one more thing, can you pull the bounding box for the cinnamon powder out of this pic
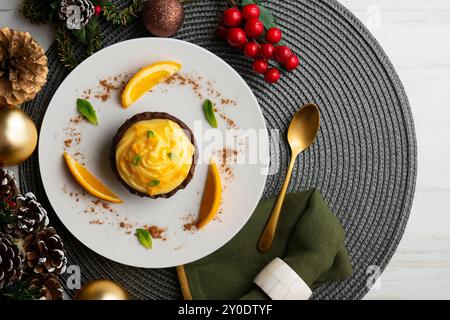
[181,213,197,233]
[147,225,167,241]
[217,110,237,129]
[215,147,238,181]
[82,72,129,102]
[164,73,203,100]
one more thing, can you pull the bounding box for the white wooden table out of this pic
[1,0,449,299]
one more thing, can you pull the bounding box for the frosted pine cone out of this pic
[0,232,24,289]
[23,227,67,275]
[0,169,18,202]
[5,193,49,238]
[30,273,64,300]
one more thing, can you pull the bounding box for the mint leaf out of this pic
[147,130,155,138]
[76,98,98,125]
[147,179,160,187]
[203,99,218,128]
[167,152,178,161]
[136,228,152,249]
[132,154,141,166]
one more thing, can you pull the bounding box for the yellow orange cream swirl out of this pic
[115,119,195,196]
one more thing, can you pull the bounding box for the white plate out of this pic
[39,38,269,268]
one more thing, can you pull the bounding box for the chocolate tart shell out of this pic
[111,112,197,199]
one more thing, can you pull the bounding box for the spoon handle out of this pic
[258,154,297,253]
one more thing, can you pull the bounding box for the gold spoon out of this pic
[258,103,320,253]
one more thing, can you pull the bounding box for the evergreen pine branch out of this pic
[84,17,102,57]
[21,0,59,24]
[102,0,145,26]
[55,26,78,70]
[21,0,147,70]
[21,0,49,24]
[1,277,40,300]
[85,30,102,57]
[0,201,16,230]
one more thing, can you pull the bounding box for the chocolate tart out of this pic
[111,112,197,199]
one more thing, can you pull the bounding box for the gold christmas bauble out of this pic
[0,106,37,167]
[75,280,129,300]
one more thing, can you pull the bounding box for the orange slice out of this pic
[63,152,123,204]
[197,159,222,229]
[121,61,181,108]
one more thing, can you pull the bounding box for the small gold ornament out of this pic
[75,280,130,300]
[0,106,37,167]
[0,27,48,106]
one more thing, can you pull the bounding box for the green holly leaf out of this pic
[136,228,152,249]
[72,28,86,44]
[239,0,276,26]
[85,17,100,42]
[72,17,100,45]
[239,0,283,43]
[76,98,98,125]
[259,5,278,27]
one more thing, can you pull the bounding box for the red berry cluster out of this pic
[217,4,300,84]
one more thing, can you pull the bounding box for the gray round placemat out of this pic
[19,0,416,300]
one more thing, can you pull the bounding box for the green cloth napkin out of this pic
[180,189,352,300]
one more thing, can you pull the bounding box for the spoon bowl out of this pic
[258,103,320,253]
[288,103,321,154]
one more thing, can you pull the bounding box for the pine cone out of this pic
[0,169,18,202]
[5,193,49,238]
[23,227,67,275]
[0,27,48,106]
[59,0,95,30]
[0,232,24,289]
[30,274,64,300]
